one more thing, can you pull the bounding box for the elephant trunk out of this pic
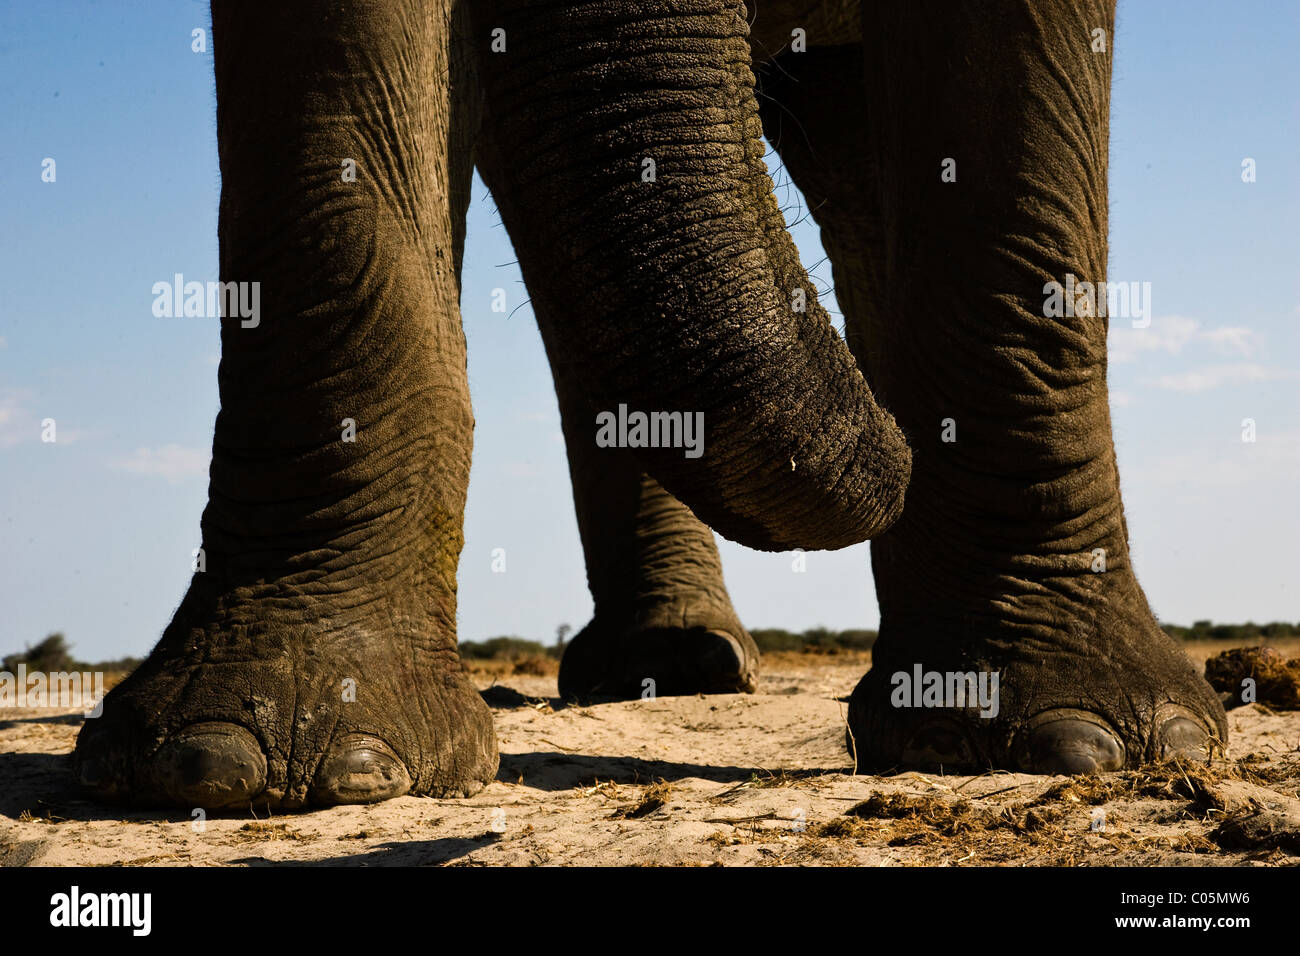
[473,0,910,552]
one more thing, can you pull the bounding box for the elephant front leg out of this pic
[850,0,1225,772]
[544,351,759,701]
[764,2,1224,772]
[72,0,497,809]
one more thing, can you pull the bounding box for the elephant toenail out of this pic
[1159,716,1212,761]
[155,722,267,807]
[309,734,410,806]
[1015,710,1125,774]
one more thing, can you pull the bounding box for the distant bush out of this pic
[465,628,881,660]
[1162,621,1300,642]
[829,629,878,651]
[458,636,559,660]
[750,628,877,654]
[1,633,142,674]
[748,629,806,653]
[2,633,78,673]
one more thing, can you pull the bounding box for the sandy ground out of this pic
[3,643,1299,867]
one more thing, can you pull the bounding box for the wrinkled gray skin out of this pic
[74,0,1226,809]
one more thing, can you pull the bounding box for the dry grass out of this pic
[746,769,829,789]
[762,649,872,669]
[574,779,624,800]
[101,670,133,693]
[112,854,189,866]
[16,808,66,824]
[790,755,1300,864]
[510,656,558,677]
[463,655,558,679]
[704,829,738,847]
[609,780,673,819]
[1182,636,1300,664]
[1033,757,1297,805]
[238,821,305,842]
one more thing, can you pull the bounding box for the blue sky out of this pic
[2,1,1297,661]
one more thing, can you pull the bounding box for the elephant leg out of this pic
[759,3,1225,773]
[544,348,759,701]
[73,0,497,808]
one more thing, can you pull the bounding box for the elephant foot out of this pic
[73,579,498,810]
[558,604,759,700]
[846,587,1227,775]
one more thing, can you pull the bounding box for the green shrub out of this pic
[1,633,142,675]
[1161,621,1300,642]
[2,633,79,673]
[749,627,878,653]
[749,629,804,653]
[458,636,554,660]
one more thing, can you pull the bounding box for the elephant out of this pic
[72,0,1226,810]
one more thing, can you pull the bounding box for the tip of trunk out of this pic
[631,349,912,553]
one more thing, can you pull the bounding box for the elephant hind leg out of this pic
[546,350,759,702]
[561,622,760,701]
